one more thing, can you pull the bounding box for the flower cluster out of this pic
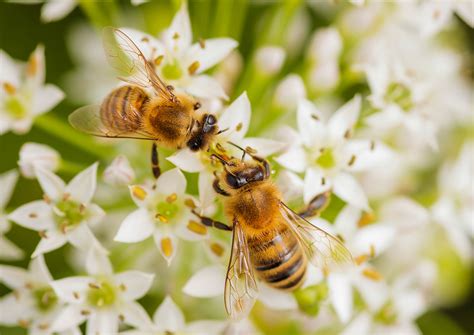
[0,1,472,335]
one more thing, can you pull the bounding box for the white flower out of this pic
[273,74,307,109]
[103,155,135,186]
[0,255,79,334]
[18,142,60,179]
[41,0,77,23]
[275,96,387,210]
[121,295,226,335]
[120,3,238,100]
[0,169,23,260]
[114,168,204,265]
[50,247,155,335]
[8,163,105,257]
[0,45,64,135]
[254,45,286,75]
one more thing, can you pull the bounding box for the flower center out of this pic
[5,96,27,119]
[294,282,329,316]
[162,59,183,80]
[155,199,179,223]
[316,148,336,169]
[53,199,86,231]
[374,301,397,325]
[87,280,116,308]
[33,286,58,312]
[385,82,413,112]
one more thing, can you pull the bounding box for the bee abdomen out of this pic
[248,225,307,291]
[100,85,148,132]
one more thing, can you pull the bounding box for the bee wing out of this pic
[224,219,258,320]
[279,201,353,271]
[69,104,157,140]
[102,27,176,102]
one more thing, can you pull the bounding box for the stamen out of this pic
[25,282,34,289]
[155,213,168,223]
[236,122,243,131]
[370,140,376,151]
[141,37,150,43]
[62,193,71,201]
[81,309,91,316]
[321,177,326,185]
[38,323,49,330]
[88,283,100,289]
[166,193,177,203]
[173,32,180,39]
[354,254,369,265]
[362,268,382,281]
[154,55,164,66]
[199,38,206,49]
[210,242,224,257]
[119,314,125,322]
[311,114,319,121]
[131,186,147,200]
[184,198,196,209]
[38,230,48,239]
[43,194,51,204]
[27,53,38,77]
[73,291,80,299]
[358,212,375,227]
[3,82,16,95]
[188,61,200,75]
[348,155,357,166]
[18,319,30,328]
[119,283,127,291]
[344,129,352,139]
[29,212,37,218]
[161,237,173,257]
[187,220,207,235]
[369,244,376,258]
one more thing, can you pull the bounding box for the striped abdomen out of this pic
[100,85,148,133]
[247,222,307,291]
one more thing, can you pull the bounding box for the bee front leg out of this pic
[192,210,232,231]
[213,177,230,196]
[151,142,161,179]
[298,191,331,218]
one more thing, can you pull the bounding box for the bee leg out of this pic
[151,142,161,179]
[298,191,331,218]
[213,179,230,196]
[192,210,232,231]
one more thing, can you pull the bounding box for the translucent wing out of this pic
[102,27,176,102]
[69,104,157,140]
[279,202,353,271]
[224,219,258,320]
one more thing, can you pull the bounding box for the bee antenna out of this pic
[227,141,247,161]
[210,154,229,166]
[217,127,229,135]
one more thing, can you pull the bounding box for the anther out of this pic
[166,193,177,203]
[348,155,356,166]
[188,61,200,75]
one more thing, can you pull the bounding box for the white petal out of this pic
[0,169,18,208]
[18,142,60,178]
[254,45,286,75]
[198,171,216,214]
[258,284,297,310]
[114,209,154,243]
[51,277,91,303]
[0,265,29,289]
[120,28,165,61]
[455,2,474,27]
[340,312,371,335]
[103,154,135,186]
[85,203,106,226]
[186,75,228,100]
[167,149,205,173]
[240,137,285,157]
[185,38,238,73]
[274,146,307,173]
[153,230,178,265]
[51,305,87,332]
[0,236,24,261]
[182,265,225,297]
[27,44,45,85]
[41,0,76,22]
[119,301,154,330]
[86,246,113,276]
[32,84,65,115]
[342,139,393,172]
[8,200,53,231]
[0,50,21,86]
[328,273,353,322]
[113,271,154,301]
[218,92,251,141]
[185,320,227,335]
[332,173,369,211]
[0,293,29,325]
[66,162,98,204]
[68,224,105,253]
[32,230,67,257]
[29,254,53,283]
[328,95,361,144]
[334,205,361,239]
[155,168,187,196]
[276,170,304,203]
[353,224,396,257]
[163,2,192,52]
[153,296,185,332]
[114,208,154,245]
[86,310,119,335]
[381,197,429,228]
[297,99,323,147]
[35,167,66,201]
[303,167,331,204]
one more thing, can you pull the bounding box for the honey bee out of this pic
[191,145,353,320]
[69,28,220,178]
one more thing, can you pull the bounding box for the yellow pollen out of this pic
[154,55,164,66]
[18,319,30,328]
[62,193,71,201]
[81,309,91,316]
[245,146,257,154]
[3,82,16,95]
[156,214,169,223]
[370,244,376,258]
[215,143,226,152]
[131,186,147,200]
[187,220,207,235]
[348,155,356,166]
[166,193,177,203]
[119,314,125,322]
[321,177,326,185]
[38,230,48,239]
[38,323,49,330]
[73,291,80,299]
[236,122,243,131]
[141,37,150,43]
[354,254,369,265]
[173,32,180,39]
[27,54,38,77]
[362,268,383,281]
[88,283,100,289]
[210,242,224,257]
[336,234,345,243]
[29,212,37,218]
[370,140,376,151]
[344,129,352,139]
[188,61,200,75]
[119,284,127,291]
[199,38,206,49]
[358,212,376,227]
[161,237,173,257]
[184,198,196,209]
[25,282,34,290]
[43,194,51,204]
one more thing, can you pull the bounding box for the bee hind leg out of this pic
[192,210,232,231]
[151,142,161,179]
[298,191,331,218]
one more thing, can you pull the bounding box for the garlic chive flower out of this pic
[18,142,60,179]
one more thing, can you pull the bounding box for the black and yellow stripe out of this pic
[248,223,307,291]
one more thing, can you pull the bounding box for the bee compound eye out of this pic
[226,173,240,188]
[207,114,217,125]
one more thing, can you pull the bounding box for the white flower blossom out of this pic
[273,74,307,109]
[103,155,135,186]
[8,163,105,257]
[0,45,64,135]
[254,45,286,75]
[18,142,60,179]
[50,247,155,335]
[0,169,23,260]
[0,255,80,334]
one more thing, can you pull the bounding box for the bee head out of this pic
[187,113,218,151]
[212,153,267,190]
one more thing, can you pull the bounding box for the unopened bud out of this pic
[308,28,342,63]
[273,74,306,109]
[255,46,286,75]
[18,142,60,179]
[103,155,135,186]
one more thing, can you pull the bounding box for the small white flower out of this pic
[0,45,64,135]
[8,163,105,257]
[275,96,387,210]
[0,255,79,334]
[273,74,307,109]
[41,0,77,23]
[103,155,135,186]
[50,247,155,335]
[18,142,60,179]
[114,168,204,265]
[254,45,286,75]
[120,3,238,101]
[0,169,23,260]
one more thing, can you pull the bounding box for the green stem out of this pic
[211,0,233,37]
[34,114,112,159]
[78,0,117,28]
[59,159,87,175]
[230,0,248,41]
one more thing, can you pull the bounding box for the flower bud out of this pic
[309,61,340,91]
[308,28,342,63]
[255,46,286,75]
[18,142,60,178]
[273,74,306,109]
[103,155,135,186]
[294,282,329,316]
